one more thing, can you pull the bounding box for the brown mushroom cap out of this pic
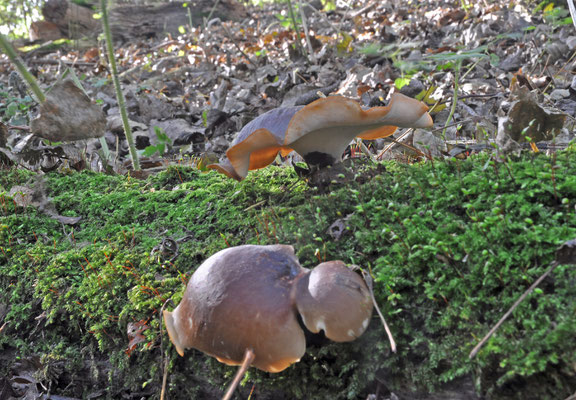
[207,93,433,180]
[163,244,308,373]
[293,261,373,342]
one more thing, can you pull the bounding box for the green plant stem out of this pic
[0,34,46,103]
[298,0,315,64]
[100,0,140,171]
[441,60,461,141]
[286,0,306,59]
[204,0,221,28]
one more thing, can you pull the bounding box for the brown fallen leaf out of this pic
[497,86,566,147]
[126,319,150,356]
[30,79,106,142]
[8,176,82,225]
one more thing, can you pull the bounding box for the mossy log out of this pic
[1,153,576,399]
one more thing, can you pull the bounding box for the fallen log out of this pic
[40,0,247,42]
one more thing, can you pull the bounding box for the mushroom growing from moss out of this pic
[163,244,374,397]
[208,93,433,180]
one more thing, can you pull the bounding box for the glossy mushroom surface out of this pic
[164,244,307,372]
[208,93,433,180]
[293,261,373,342]
[164,244,374,373]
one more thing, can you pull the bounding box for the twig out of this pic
[160,358,169,400]
[430,119,473,133]
[220,23,256,68]
[6,124,31,132]
[301,1,341,36]
[205,0,222,29]
[222,348,255,400]
[361,269,396,353]
[469,261,559,359]
[435,93,501,106]
[0,58,96,67]
[160,299,174,400]
[376,128,423,160]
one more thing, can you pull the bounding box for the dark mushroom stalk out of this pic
[208,93,433,180]
[163,245,375,398]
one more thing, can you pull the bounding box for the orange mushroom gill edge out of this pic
[226,128,293,180]
[207,107,300,181]
[284,93,433,146]
[207,93,433,180]
[292,261,374,343]
[163,308,185,357]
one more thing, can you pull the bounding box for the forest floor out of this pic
[1,0,576,399]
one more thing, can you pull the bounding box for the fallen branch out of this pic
[470,238,576,359]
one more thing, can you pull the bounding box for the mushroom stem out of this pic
[222,348,255,400]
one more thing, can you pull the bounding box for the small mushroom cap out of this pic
[208,93,433,180]
[164,244,308,373]
[293,261,373,342]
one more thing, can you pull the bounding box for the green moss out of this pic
[1,153,575,399]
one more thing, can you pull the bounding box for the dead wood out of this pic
[41,0,248,42]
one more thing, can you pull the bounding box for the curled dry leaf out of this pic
[497,87,566,149]
[31,79,106,142]
[126,319,150,356]
[8,177,82,225]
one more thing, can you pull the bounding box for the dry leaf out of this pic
[31,79,106,142]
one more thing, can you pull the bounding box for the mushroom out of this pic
[207,93,433,180]
[163,244,373,375]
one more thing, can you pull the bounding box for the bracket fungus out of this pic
[208,93,433,180]
[163,244,373,376]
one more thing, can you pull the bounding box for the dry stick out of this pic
[362,270,397,353]
[469,261,559,359]
[435,93,500,106]
[222,348,256,400]
[430,119,473,133]
[441,60,462,141]
[160,358,169,400]
[0,58,96,67]
[6,124,31,132]
[376,128,414,160]
[160,299,174,400]
[220,23,256,68]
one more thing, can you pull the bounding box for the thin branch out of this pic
[222,348,255,400]
[469,261,559,359]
